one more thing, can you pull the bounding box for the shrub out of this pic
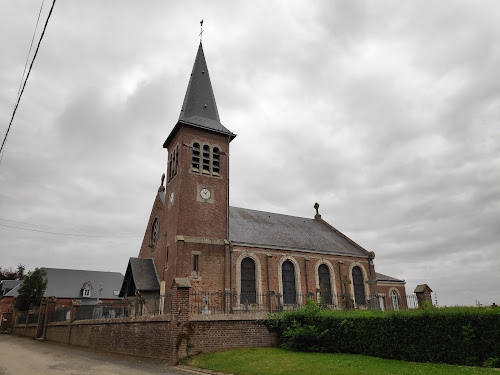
[264,306,500,367]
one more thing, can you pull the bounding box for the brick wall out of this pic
[187,317,276,358]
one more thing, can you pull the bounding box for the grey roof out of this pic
[375,272,405,283]
[5,268,123,299]
[163,43,236,147]
[120,258,160,296]
[229,206,368,257]
[0,279,22,292]
[414,284,433,293]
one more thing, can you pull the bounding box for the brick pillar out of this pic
[168,277,191,365]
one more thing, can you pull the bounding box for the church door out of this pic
[282,261,296,304]
[352,266,366,305]
[318,264,332,305]
[241,257,256,304]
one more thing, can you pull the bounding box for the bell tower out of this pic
[160,42,236,290]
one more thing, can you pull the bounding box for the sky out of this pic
[1,1,499,307]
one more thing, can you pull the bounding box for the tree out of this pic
[14,268,47,311]
[0,264,26,280]
[17,264,25,280]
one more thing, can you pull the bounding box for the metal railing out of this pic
[16,312,27,325]
[72,294,172,321]
[189,291,420,314]
[49,307,71,322]
[27,313,39,324]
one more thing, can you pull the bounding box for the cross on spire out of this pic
[199,19,204,41]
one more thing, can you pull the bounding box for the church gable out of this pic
[138,176,166,258]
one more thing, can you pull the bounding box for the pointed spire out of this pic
[180,42,220,123]
[164,42,235,148]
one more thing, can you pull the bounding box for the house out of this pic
[1,268,124,312]
[120,42,408,310]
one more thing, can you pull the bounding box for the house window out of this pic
[193,254,199,272]
[192,143,200,170]
[318,264,332,305]
[202,145,210,172]
[82,289,91,297]
[282,260,296,304]
[240,258,256,304]
[352,266,366,305]
[212,147,220,175]
[391,290,399,310]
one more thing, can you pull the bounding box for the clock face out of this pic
[169,192,174,203]
[200,188,211,200]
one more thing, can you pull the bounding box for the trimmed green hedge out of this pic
[264,302,500,367]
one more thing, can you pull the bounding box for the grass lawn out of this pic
[183,348,499,375]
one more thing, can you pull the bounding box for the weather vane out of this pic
[199,19,204,41]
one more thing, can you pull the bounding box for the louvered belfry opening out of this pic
[352,266,366,305]
[318,264,332,305]
[282,260,296,304]
[240,258,256,304]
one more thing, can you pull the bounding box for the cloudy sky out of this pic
[1,1,499,307]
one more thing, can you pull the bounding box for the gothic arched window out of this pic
[352,266,366,305]
[212,147,220,175]
[240,258,256,304]
[318,264,332,305]
[202,145,210,172]
[192,143,200,170]
[150,218,159,249]
[282,260,296,304]
[391,289,399,310]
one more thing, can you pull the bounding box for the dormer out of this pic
[81,281,92,298]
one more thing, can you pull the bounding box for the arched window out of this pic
[175,145,179,175]
[202,145,210,172]
[192,143,200,170]
[352,266,366,305]
[150,218,159,249]
[212,147,220,174]
[318,264,332,305]
[391,290,399,310]
[282,260,296,304]
[240,258,256,304]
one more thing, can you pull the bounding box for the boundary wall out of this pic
[13,279,276,364]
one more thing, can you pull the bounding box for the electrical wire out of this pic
[0,223,140,239]
[16,0,46,102]
[0,0,57,167]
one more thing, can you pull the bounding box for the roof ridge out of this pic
[229,205,316,221]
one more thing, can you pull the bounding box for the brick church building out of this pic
[120,42,407,311]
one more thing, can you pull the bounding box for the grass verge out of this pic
[183,348,499,375]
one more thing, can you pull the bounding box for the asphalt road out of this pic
[0,334,200,375]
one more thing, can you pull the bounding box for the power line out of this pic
[0,223,140,239]
[0,0,57,166]
[0,217,137,235]
[16,0,46,102]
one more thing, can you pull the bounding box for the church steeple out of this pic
[163,43,235,148]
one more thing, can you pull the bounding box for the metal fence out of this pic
[27,313,39,324]
[72,294,172,321]
[50,307,71,322]
[16,312,27,325]
[189,290,420,314]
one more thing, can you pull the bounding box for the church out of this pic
[119,42,407,311]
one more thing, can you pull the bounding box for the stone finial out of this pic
[314,202,321,220]
[158,173,166,192]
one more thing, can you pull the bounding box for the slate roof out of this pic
[229,206,369,257]
[163,43,236,148]
[5,268,123,299]
[119,258,160,297]
[0,279,22,294]
[375,272,405,283]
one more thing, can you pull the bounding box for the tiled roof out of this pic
[119,258,160,297]
[375,272,405,283]
[163,43,235,147]
[5,268,123,299]
[229,206,368,257]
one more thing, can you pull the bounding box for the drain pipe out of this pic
[229,240,234,313]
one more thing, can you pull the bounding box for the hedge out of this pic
[263,302,500,367]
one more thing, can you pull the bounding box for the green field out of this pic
[184,348,499,375]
